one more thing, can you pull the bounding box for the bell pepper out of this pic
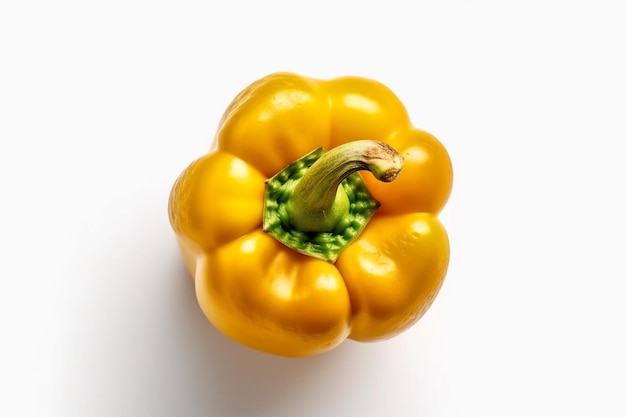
[168,72,452,357]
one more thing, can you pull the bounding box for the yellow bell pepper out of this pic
[168,73,452,357]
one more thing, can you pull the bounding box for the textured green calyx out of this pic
[262,140,403,263]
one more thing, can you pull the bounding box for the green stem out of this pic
[262,140,403,262]
[286,140,403,232]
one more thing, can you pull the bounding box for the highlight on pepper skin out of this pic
[168,72,452,357]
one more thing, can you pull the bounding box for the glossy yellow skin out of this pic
[169,73,452,357]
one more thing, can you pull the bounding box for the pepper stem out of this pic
[286,140,403,232]
[263,140,403,262]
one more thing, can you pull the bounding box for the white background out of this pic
[2,1,625,416]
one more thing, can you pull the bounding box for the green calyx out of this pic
[262,140,403,263]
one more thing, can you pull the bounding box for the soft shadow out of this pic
[164,256,364,417]
[64,199,389,416]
